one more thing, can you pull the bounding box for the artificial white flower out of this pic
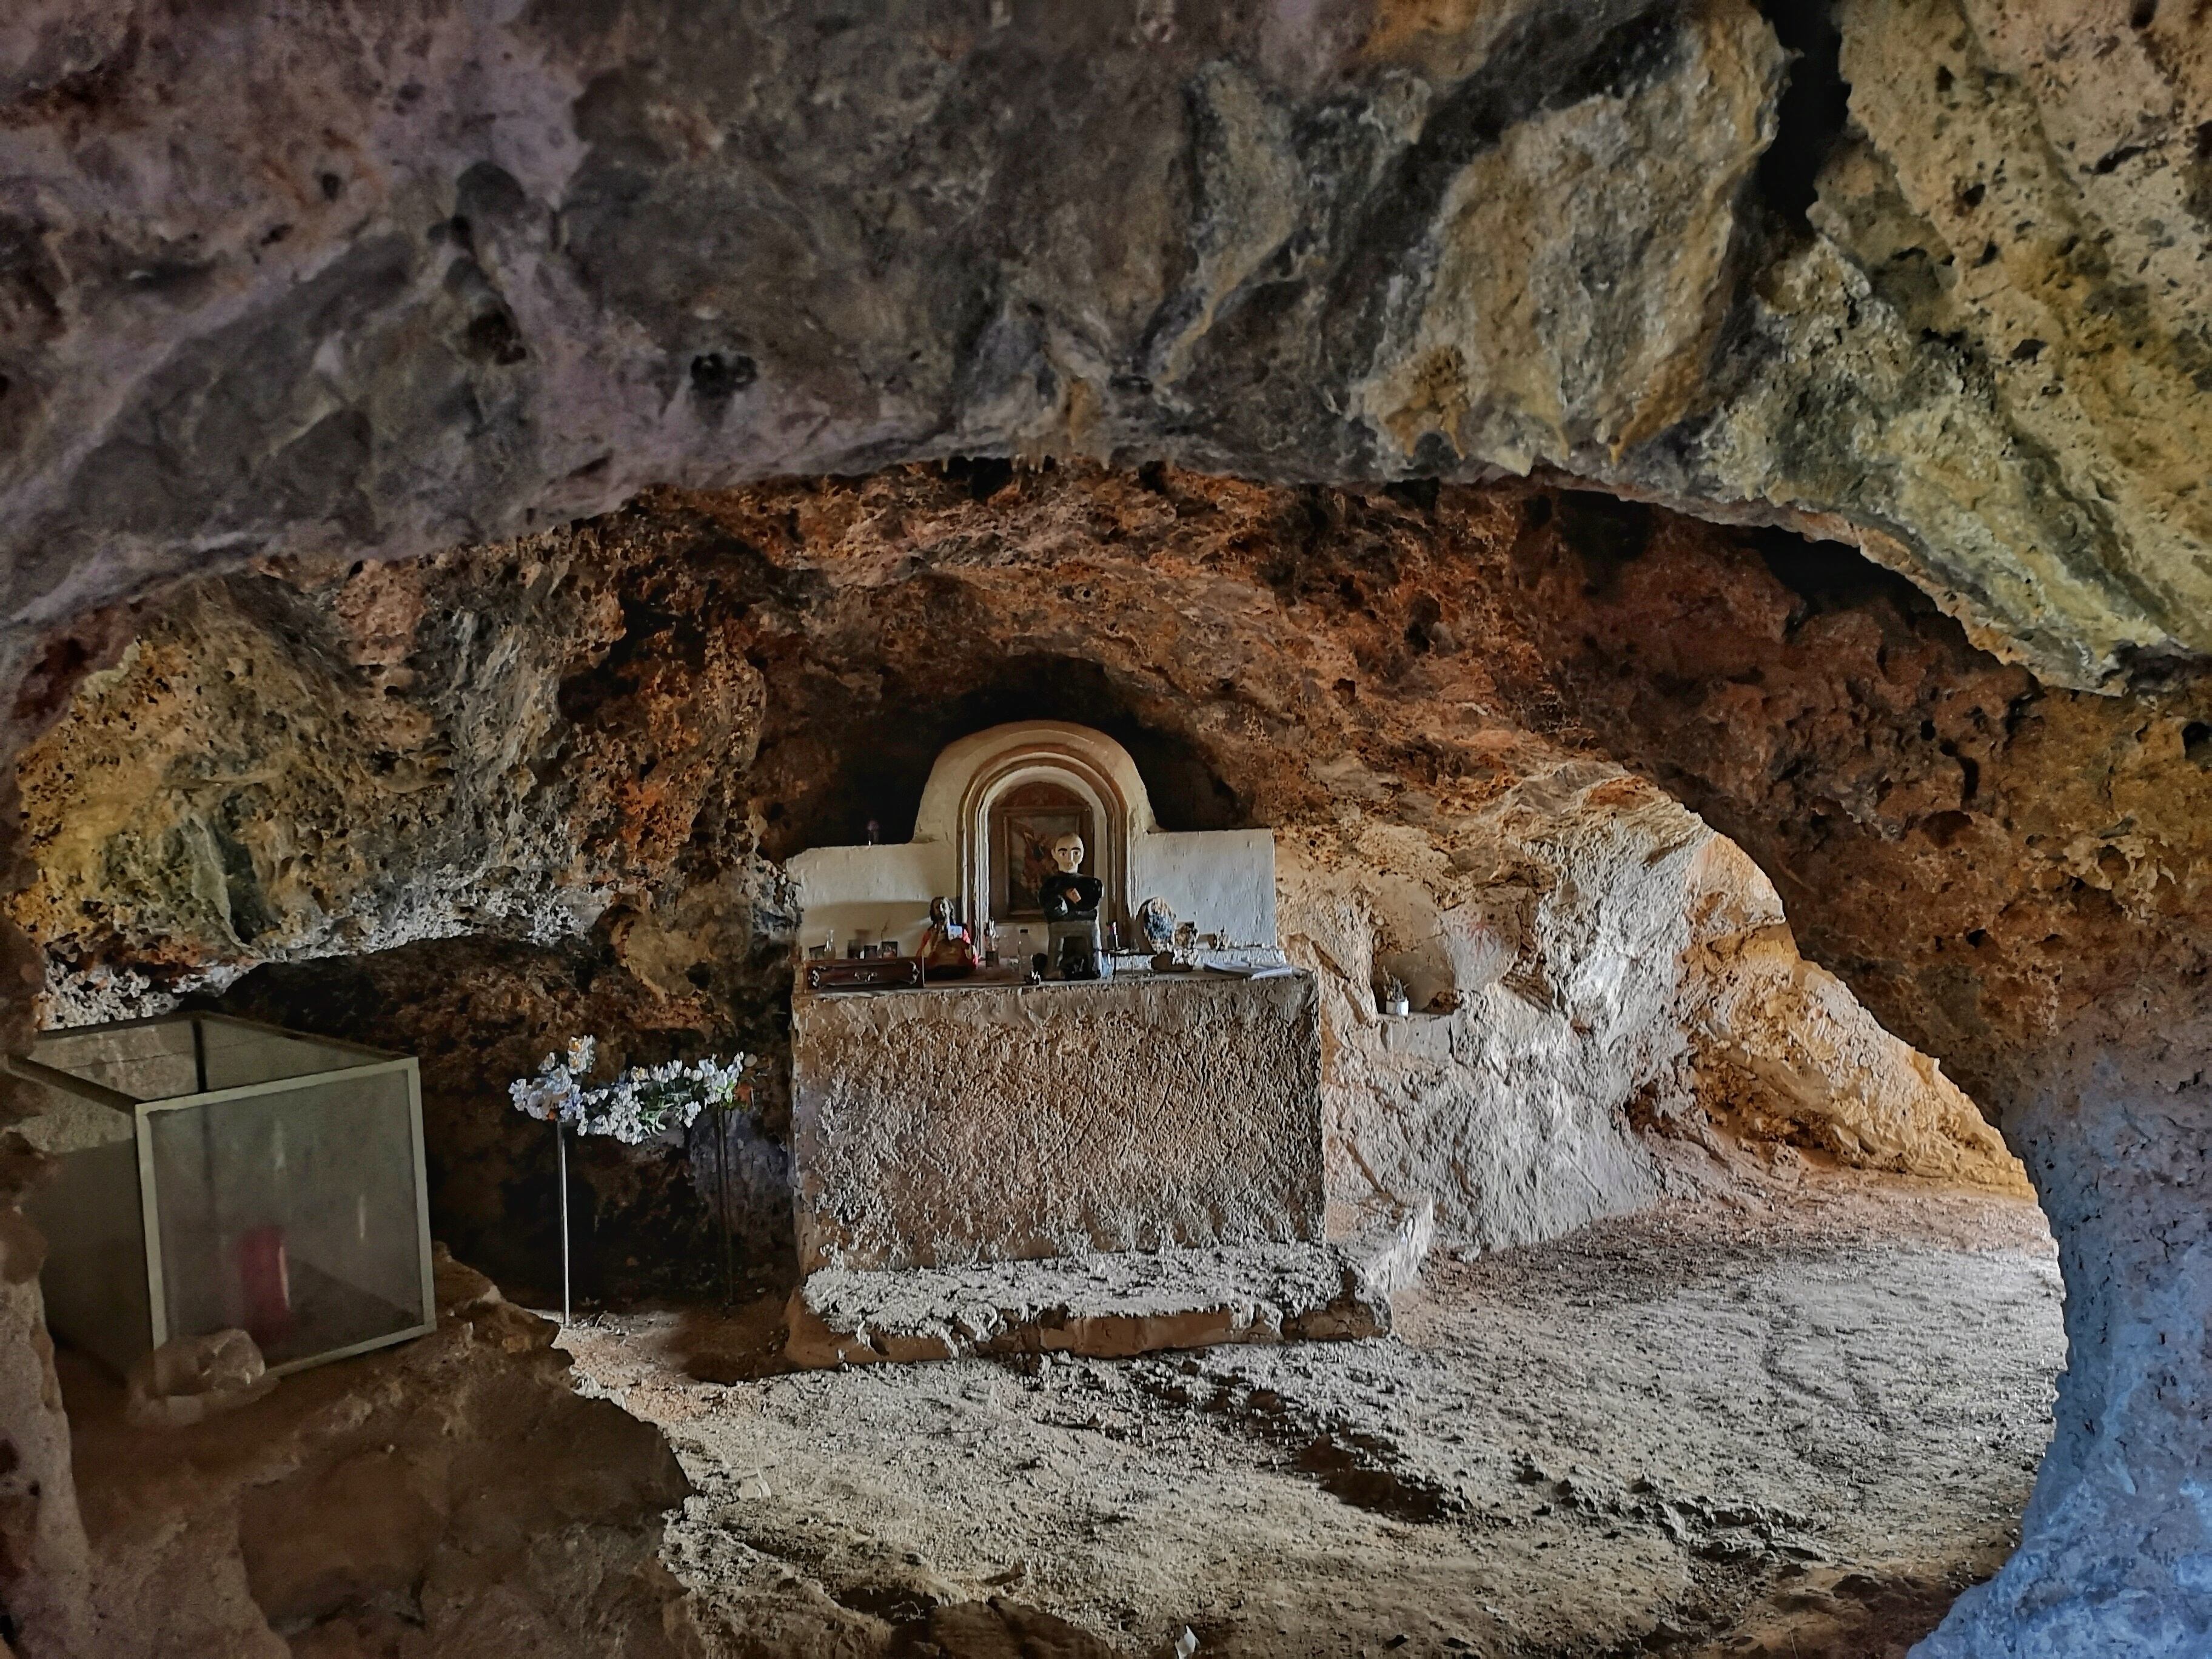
[509,1042,751,1145]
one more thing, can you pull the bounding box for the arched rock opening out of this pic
[754,646,1250,859]
[8,471,2035,1261]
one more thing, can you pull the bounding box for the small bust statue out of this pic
[919,895,979,979]
[1039,831,1108,980]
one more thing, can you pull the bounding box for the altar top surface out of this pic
[792,964,1302,1001]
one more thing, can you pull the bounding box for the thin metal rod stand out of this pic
[717,1107,736,1307]
[556,1121,572,1326]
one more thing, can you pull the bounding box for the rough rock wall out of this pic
[1282,786,2021,1258]
[7,468,2018,1288]
[1679,920,2009,1189]
[12,540,764,1017]
[0,609,130,1657]
[1490,491,2212,1657]
[1939,1005,2212,1658]
[65,1250,699,1658]
[4,0,2212,691]
[0,1138,92,1658]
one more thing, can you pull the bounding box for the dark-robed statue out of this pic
[1040,831,1108,980]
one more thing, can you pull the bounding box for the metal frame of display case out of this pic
[7,1011,438,1378]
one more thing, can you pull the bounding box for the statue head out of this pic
[1051,831,1085,874]
[930,895,953,927]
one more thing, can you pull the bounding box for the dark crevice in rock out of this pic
[1556,491,1655,595]
[1751,525,1934,620]
[941,454,1016,502]
[1754,0,1852,232]
[688,350,756,400]
[0,212,64,335]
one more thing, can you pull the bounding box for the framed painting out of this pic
[991,783,1093,920]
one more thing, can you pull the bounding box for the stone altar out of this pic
[791,971,1322,1273]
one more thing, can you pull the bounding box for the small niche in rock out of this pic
[1555,490,1654,594]
[941,454,1018,501]
[689,350,756,399]
[757,652,1245,859]
[1755,0,1852,233]
[1752,524,1934,617]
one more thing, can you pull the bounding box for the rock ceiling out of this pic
[5,0,2212,690]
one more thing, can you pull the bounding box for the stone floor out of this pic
[561,1168,2065,1658]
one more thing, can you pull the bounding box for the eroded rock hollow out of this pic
[12,474,2033,1287]
[2,1,2210,1654]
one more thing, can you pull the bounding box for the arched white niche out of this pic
[786,721,1281,964]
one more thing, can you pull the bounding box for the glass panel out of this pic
[33,1021,199,1102]
[144,1067,428,1369]
[12,1078,133,1155]
[27,1139,149,1378]
[196,1019,374,1090]
[30,1017,384,1101]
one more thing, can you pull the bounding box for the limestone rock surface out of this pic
[4,1,2212,686]
[785,1240,1388,1369]
[791,974,1326,1272]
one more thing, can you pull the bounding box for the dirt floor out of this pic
[561,1171,2065,1659]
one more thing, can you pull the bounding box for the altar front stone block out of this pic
[791,973,1324,1272]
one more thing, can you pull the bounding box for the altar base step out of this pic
[783,1221,1430,1369]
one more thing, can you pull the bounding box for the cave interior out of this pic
[4,4,2212,1658]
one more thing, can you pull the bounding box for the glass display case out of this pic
[10,1012,435,1378]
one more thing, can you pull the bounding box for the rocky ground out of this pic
[562,1169,2063,1659]
[57,1252,699,1659]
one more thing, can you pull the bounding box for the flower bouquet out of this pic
[510,1037,752,1320]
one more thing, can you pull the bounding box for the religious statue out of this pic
[1040,831,1109,980]
[919,896,980,979]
